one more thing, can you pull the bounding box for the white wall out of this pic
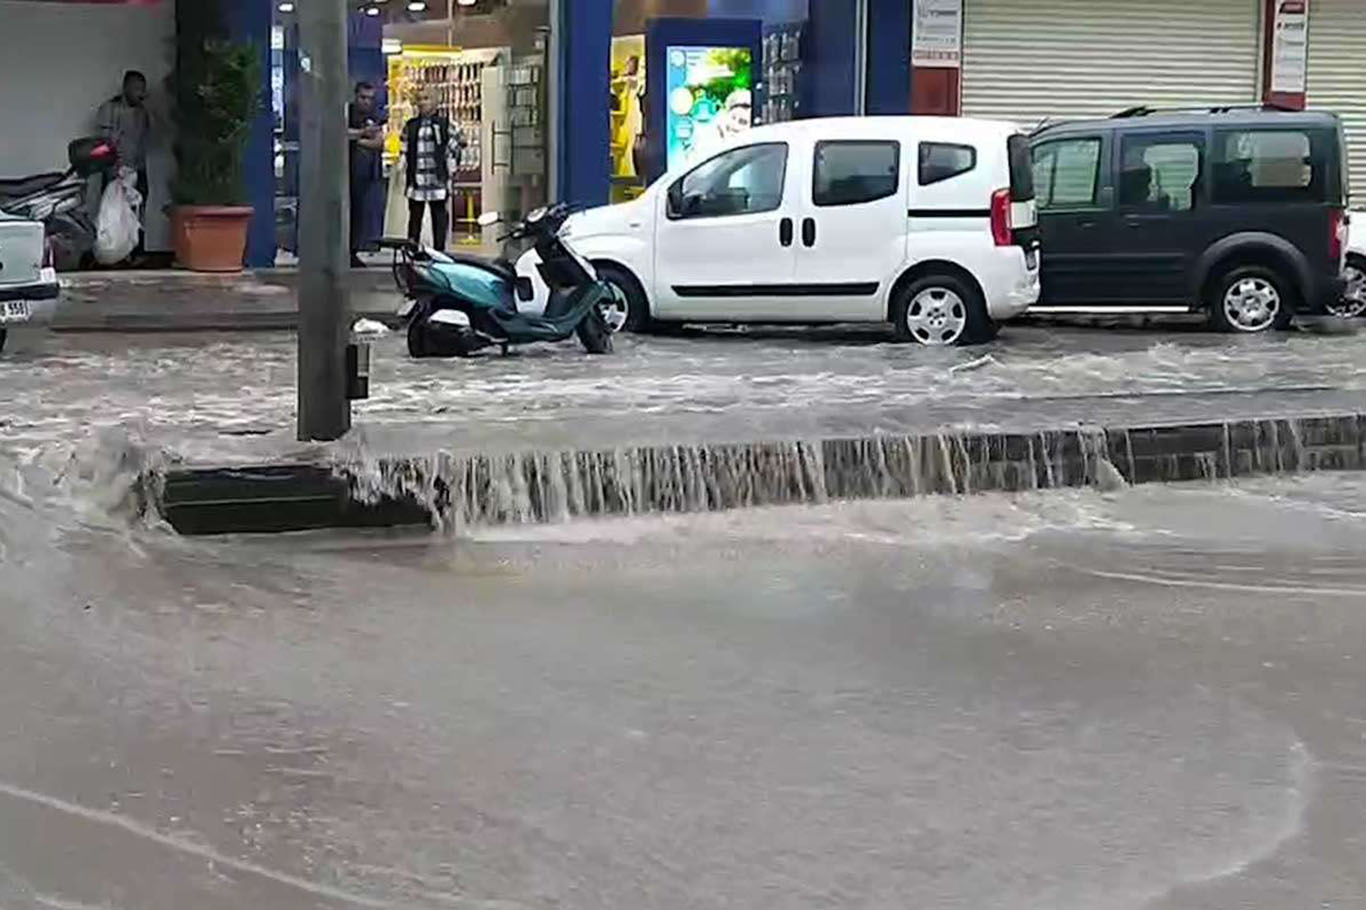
[0,0,176,250]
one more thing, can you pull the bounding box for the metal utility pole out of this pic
[297,0,352,441]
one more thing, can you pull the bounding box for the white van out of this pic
[516,116,1040,346]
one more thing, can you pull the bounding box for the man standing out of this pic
[401,88,462,253]
[96,70,152,257]
[348,82,385,268]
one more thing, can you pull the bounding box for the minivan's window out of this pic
[813,140,900,206]
[1212,129,1328,204]
[1119,132,1204,212]
[919,143,976,185]
[669,143,788,219]
[1031,138,1101,209]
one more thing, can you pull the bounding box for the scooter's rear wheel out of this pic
[406,319,430,358]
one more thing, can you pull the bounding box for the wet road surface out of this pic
[2,323,1364,461]
[1,469,1365,908]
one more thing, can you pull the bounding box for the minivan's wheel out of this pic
[1209,265,1294,333]
[1331,256,1366,318]
[593,263,650,333]
[891,274,993,346]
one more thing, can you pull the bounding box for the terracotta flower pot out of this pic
[171,205,254,273]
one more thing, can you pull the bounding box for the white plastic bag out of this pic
[94,168,143,265]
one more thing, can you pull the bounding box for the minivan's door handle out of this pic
[779,217,794,247]
[801,217,816,247]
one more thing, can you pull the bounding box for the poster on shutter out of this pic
[911,0,963,69]
[1270,0,1309,95]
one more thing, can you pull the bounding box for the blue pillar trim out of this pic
[805,0,857,117]
[225,0,276,268]
[557,0,613,209]
[864,0,910,115]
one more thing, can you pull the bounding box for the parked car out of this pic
[1028,106,1349,332]
[0,212,59,353]
[1339,214,1365,317]
[517,116,1040,346]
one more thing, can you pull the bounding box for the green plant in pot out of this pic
[169,2,261,272]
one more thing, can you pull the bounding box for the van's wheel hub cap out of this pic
[1331,262,1366,318]
[1223,277,1280,332]
[598,282,630,334]
[907,287,967,345]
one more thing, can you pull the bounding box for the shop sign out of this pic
[1269,0,1310,95]
[912,0,963,69]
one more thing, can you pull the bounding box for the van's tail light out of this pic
[990,188,1013,247]
[1330,208,1347,264]
[43,236,54,269]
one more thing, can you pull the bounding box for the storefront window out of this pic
[608,0,809,202]
[272,1,550,260]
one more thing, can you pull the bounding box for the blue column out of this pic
[224,0,276,268]
[805,0,857,117]
[864,0,909,115]
[348,14,386,250]
[557,0,613,209]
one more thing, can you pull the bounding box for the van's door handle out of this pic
[801,217,816,247]
[1077,218,1097,229]
[779,217,794,247]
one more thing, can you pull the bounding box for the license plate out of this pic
[1,300,32,322]
[1025,248,1039,270]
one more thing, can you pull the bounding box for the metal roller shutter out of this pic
[961,0,1262,129]
[1306,0,1366,202]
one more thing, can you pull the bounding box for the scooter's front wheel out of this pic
[576,307,614,355]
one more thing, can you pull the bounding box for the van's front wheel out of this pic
[891,274,994,346]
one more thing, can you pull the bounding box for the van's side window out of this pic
[1211,129,1325,204]
[667,143,788,220]
[1118,132,1204,212]
[1031,138,1102,210]
[812,141,900,207]
[918,143,977,185]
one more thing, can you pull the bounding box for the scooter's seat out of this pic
[439,250,519,283]
[0,172,69,201]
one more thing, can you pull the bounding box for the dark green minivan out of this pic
[1029,107,1349,332]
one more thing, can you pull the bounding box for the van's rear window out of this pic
[1210,128,1338,205]
[1007,134,1035,201]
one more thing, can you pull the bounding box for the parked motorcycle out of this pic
[0,137,118,271]
[384,203,613,358]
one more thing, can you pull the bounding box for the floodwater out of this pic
[1,327,1365,908]
[1,323,1363,458]
[1,460,1365,908]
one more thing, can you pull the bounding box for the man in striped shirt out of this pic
[401,88,463,252]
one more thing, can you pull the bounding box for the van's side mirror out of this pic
[667,183,685,216]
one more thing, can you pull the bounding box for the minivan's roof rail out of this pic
[1110,102,1301,118]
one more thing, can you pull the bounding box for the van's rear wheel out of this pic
[1208,265,1294,333]
[892,274,994,346]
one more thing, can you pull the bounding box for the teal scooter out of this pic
[382,204,613,358]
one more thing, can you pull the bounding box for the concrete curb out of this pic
[154,413,1366,535]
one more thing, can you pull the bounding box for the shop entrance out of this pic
[382,1,551,251]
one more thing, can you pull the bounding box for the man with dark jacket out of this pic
[348,81,385,268]
[401,88,463,252]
